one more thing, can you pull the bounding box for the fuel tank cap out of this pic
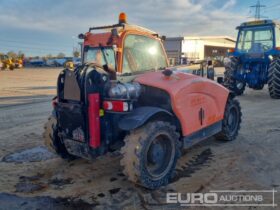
[162,69,173,77]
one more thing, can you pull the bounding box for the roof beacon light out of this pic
[119,12,127,24]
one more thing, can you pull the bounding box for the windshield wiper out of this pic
[121,72,132,76]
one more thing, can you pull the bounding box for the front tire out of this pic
[120,121,180,189]
[43,115,76,160]
[215,97,242,141]
[224,57,246,96]
[268,57,280,99]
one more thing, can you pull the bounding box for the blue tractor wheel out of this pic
[224,57,246,96]
[120,121,180,189]
[268,57,280,99]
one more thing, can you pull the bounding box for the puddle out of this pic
[16,173,47,193]
[109,188,120,195]
[109,177,117,182]
[49,178,74,186]
[2,146,56,163]
[117,172,125,177]
[19,173,44,182]
[97,193,105,198]
[15,182,47,193]
[0,193,95,210]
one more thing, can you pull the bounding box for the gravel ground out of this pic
[0,68,279,210]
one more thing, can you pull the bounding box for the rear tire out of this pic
[120,121,180,189]
[224,57,246,96]
[215,97,242,141]
[43,115,76,160]
[268,57,280,99]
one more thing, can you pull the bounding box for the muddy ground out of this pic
[0,68,279,210]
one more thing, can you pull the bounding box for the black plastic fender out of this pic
[118,106,173,131]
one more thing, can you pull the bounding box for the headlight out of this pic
[108,82,141,99]
[223,57,231,67]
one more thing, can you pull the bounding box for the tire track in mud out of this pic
[1,142,215,210]
[172,148,213,182]
[88,148,215,209]
[135,148,214,209]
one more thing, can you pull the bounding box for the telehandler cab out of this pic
[44,13,242,189]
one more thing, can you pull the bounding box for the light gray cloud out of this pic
[222,0,236,10]
[0,0,252,57]
[0,0,247,38]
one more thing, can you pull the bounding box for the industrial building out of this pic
[163,36,236,65]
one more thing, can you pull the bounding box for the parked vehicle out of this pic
[224,20,280,98]
[0,54,15,70]
[43,13,242,189]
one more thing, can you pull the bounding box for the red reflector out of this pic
[103,100,129,112]
[51,98,58,108]
[103,101,113,110]
[88,93,101,148]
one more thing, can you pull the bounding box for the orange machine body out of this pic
[135,71,229,136]
[82,20,229,137]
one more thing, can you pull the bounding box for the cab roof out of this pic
[82,13,162,48]
[88,23,158,36]
[238,19,280,29]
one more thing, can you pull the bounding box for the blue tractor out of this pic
[224,20,280,99]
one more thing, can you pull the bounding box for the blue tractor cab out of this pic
[224,19,280,98]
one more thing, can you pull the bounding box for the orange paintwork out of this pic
[83,26,168,73]
[84,32,112,47]
[135,71,229,136]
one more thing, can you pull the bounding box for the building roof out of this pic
[184,36,236,42]
[166,36,236,42]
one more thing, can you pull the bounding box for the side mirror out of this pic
[78,33,85,39]
[207,68,215,80]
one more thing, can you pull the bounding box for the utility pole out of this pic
[250,0,266,20]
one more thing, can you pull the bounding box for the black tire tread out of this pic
[268,57,280,99]
[120,121,180,189]
[215,97,242,141]
[224,57,246,95]
[43,115,76,160]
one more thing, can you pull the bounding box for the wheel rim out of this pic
[145,134,175,180]
[227,105,239,136]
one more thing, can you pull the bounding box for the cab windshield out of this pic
[237,26,274,53]
[122,35,167,74]
[83,47,116,70]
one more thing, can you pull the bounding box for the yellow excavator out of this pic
[0,54,15,70]
[13,57,23,69]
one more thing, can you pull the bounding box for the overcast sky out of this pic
[0,0,279,56]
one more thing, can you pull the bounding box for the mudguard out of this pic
[118,106,173,131]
